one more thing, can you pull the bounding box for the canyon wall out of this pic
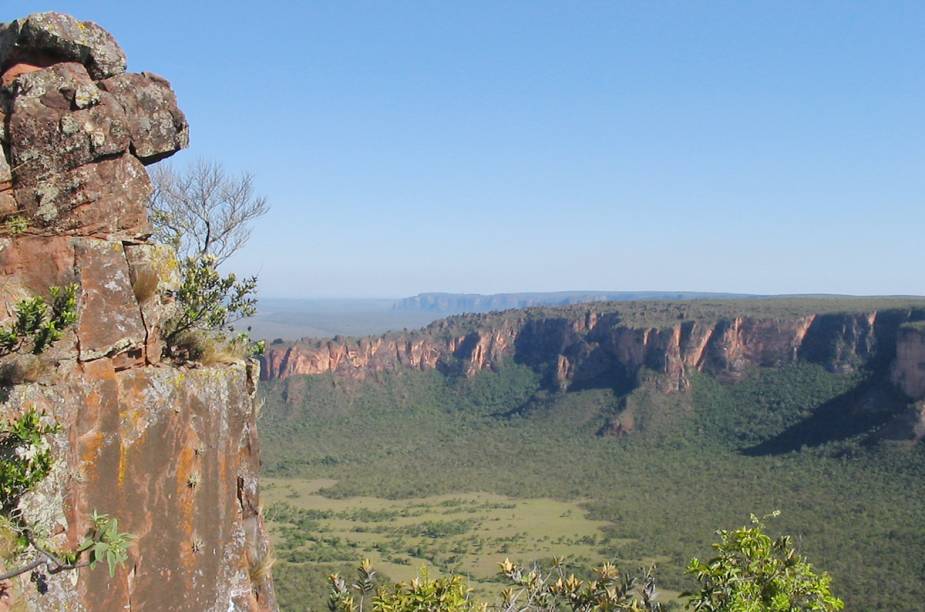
[890,324,925,441]
[892,324,925,401]
[0,13,275,611]
[263,306,925,396]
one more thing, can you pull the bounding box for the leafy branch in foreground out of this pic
[0,512,132,583]
[685,512,844,611]
[328,557,662,612]
[0,285,78,357]
[0,411,133,590]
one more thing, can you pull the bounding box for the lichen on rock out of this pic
[0,11,276,612]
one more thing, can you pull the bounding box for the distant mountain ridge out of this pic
[393,291,761,314]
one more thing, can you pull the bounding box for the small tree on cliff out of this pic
[149,159,269,266]
[148,159,268,359]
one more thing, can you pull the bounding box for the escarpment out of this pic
[262,301,925,397]
[0,12,275,611]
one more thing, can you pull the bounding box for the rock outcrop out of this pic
[890,324,925,442]
[892,324,925,401]
[263,303,925,397]
[0,12,274,611]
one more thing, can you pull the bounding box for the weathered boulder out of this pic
[6,61,129,185]
[100,72,189,163]
[0,12,126,80]
[0,11,276,611]
[74,239,147,363]
[12,152,152,238]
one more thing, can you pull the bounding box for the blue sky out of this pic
[4,2,924,298]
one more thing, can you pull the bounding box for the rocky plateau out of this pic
[263,301,925,440]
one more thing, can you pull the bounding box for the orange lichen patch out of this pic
[115,376,150,442]
[117,440,128,486]
[1,62,44,86]
[80,431,105,464]
[0,49,62,86]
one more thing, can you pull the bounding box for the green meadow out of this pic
[262,478,673,606]
[260,361,925,611]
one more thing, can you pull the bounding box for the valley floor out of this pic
[260,362,925,611]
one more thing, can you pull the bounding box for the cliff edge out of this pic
[264,301,925,393]
[0,12,275,611]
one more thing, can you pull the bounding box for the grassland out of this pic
[263,478,664,607]
[260,361,925,611]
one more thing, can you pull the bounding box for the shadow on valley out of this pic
[741,375,907,456]
[259,360,925,611]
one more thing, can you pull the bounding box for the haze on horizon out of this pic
[6,1,923,299]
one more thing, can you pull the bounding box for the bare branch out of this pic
[147,159,269,266]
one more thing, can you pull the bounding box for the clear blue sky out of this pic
[5,2,924,298]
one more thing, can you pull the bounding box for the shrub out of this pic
[162,255,260,361]
[685,512,844,611]
[328,558,662,611]
[0,411,133,586]
[0,409,59,511]
[0,285,78,357]
[329,560,477,612]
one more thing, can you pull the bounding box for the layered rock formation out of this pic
[0,12,274,611]
[263,302,925,397]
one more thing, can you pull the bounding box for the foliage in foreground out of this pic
[0,411,133,589]
[329,558,661,612]
[0,409,58,509]
[686,513,843,612]
[326,516,842,611]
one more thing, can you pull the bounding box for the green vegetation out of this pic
[260,361,925,610]
[149,159,269,361]
[0,412,132,585]
[686,513,843,611]
[2,215,27,236]
[162,254,262,360]
[329,558,662,611]
[0,409,58,509]
[0,284,78,357]
[262,479,617,605]
[900,320,925,331]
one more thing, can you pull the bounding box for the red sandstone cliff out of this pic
[263,307,922,396]
[0,13,275,611]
